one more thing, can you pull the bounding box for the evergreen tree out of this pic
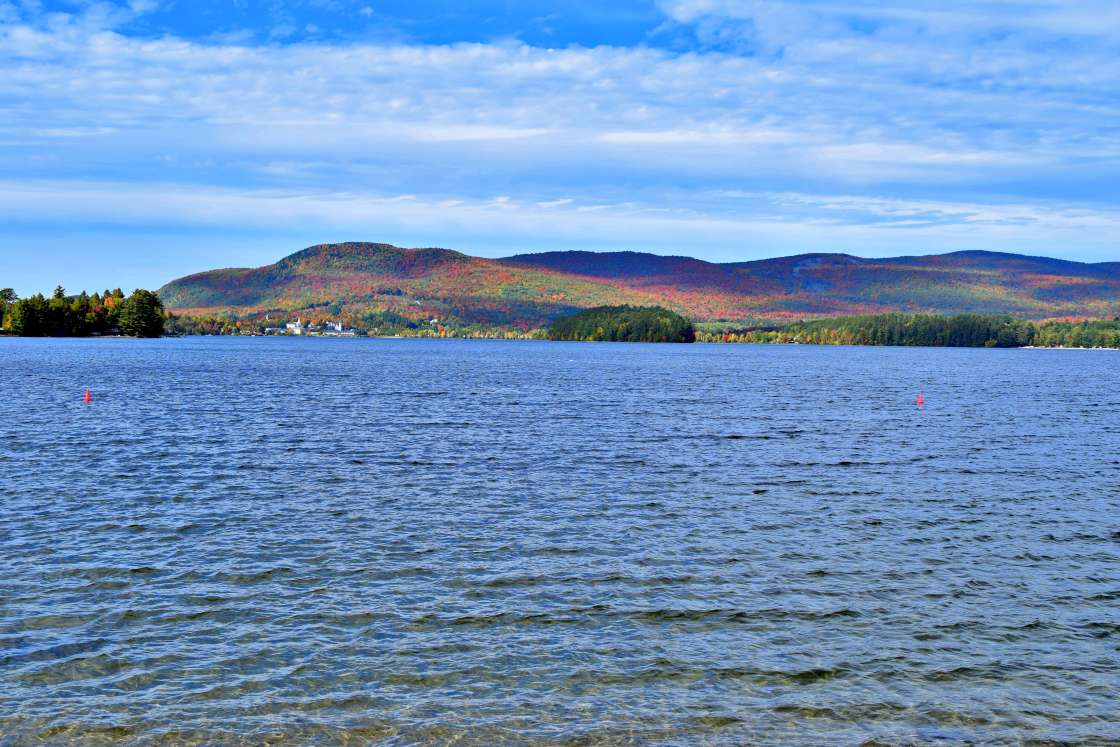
[9,294,50,336]
[118,290,166,337]
[0,288,15,329]
[548,306,695,343]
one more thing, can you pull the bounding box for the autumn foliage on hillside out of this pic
[157,243,1120,331]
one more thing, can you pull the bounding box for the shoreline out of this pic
[4,334,1118,351]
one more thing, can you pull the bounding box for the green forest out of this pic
[700,313,1120,349]
[0,286,165,338]
[547,305,696,343]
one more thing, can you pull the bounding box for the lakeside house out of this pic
[264,318,358,337]
[322,320,358,337]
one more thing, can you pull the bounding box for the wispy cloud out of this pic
[0,0,1116,292]
[2,21,1111,182]
[3,179,1117,258]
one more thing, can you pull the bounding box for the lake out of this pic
[1,337,1117,745]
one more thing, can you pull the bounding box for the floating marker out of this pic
[84,388,92,404]
[917,391,924,407]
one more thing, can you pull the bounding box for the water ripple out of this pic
[1,338,1118,745]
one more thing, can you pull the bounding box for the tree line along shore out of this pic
[0,286,165,338]
[694,312,1120,349]
[2,290,1120,348]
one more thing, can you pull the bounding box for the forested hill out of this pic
[158,243,1120,329]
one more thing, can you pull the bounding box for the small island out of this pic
[547,305,696,343]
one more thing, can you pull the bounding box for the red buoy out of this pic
[84,388,92,404]
[917,391,924,407]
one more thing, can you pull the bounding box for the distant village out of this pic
[263,318,359,337]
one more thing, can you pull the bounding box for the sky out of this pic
[0,0,1117,294]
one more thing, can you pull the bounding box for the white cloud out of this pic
[0,2,1115,266]
[3,179,1117,262]
[0,25,1110,186]
[734,191,1120,232]
[657,1,1120,41]
[653,1,1120,108]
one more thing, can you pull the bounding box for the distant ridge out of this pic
[159,242,1120,327]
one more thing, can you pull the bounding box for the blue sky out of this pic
[1,0,1117,294]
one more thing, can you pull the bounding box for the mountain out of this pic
[159,243,1120,328]
[159,242,662,328]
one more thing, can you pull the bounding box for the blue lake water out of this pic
[1,337,1118,745]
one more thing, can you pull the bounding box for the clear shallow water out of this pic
[1,337,1118,746]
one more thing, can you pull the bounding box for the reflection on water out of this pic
[1,338,1118,745]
